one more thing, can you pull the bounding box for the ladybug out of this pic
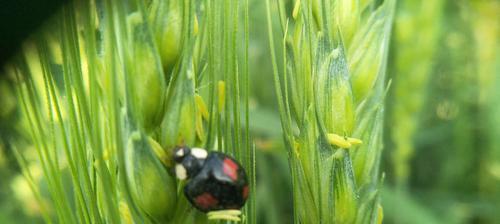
[173,146,249,213]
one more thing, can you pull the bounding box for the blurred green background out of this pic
[0,0,499,223]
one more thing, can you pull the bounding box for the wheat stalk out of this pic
[266,0,394,223]
[8,0,254,223]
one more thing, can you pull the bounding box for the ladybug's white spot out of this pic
[191,148,208,159]
[175,149,184,157]
[175,164,187,180]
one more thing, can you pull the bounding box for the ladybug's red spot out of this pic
[242,185,249,199]
[223,158,238,181]
[195,193,218,210]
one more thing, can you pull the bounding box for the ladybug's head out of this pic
[173,146,208,180]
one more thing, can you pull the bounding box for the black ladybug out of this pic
[173,146,249,213]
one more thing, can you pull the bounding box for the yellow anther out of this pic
[347,137,363,146]
[195,112,206,141]
[207,210,242,222]
[218,81,226,112]
[148,137,171,167]
[326,133,362,149]
[293,140,300,157]
[326,133,351,148]
[103,150,110,161]
[195,94,209,120]
[119,201,133,224]
[292,0,301,19]
[94,149,110,167]
[194,15,199,36]
[377,204,384,224]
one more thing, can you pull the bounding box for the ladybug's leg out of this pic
[207,209,242,222]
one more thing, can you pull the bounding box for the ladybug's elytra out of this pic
[173,146,249,213]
